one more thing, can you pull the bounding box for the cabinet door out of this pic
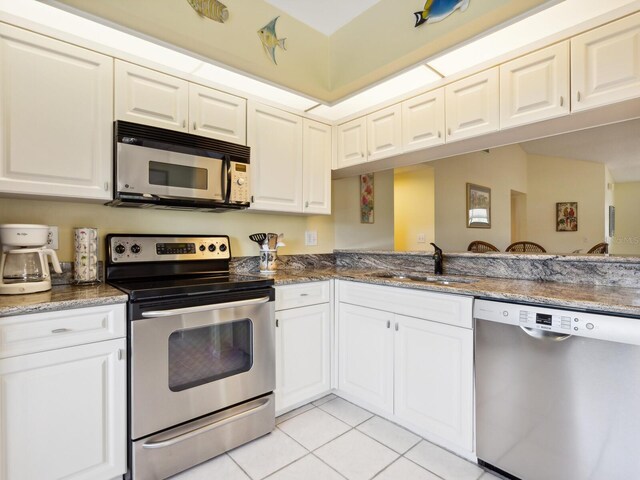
[115,60,188,131]
[445,68,499,142]
[189,83,246,144]
[276,303,331,413]
[248,102,303,212]
[501,42,570,128]
[0,24,113,200]
[336,117,367,168]
[394,315,473,451]
[572,12,640,112]
[338,303,394,413]
[0,338,127,480]
[402,89,445,152]
[367,104,402,161]
[302,119,332,215]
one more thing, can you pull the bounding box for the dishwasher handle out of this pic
[520,326,572,342]
[141,296,271,318]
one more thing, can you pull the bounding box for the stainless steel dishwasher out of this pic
[474,299,640,480]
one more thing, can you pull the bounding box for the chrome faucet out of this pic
[430,243,443,275]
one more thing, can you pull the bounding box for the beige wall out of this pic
[333,171,394,250]
[394,165,435,251]
[0,197,334,261]
[610,182,640,255]
[526,154,606,254]
[432,144,528,252]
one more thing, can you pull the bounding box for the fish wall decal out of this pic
[414,0,470,27]
[187,0,229,23]
[258,16,286,65]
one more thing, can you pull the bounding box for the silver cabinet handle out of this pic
[560,96,564,107]
[437,131,441,138]
[118,348,126,361]
[193,121,197,130]
[182,120,186,128]
[448,128,452,136]
[577,91,581,102]
[395,322,399,331]
[51,328,70,334]
[276,318,279,327]
[141,296,270,318]
[143,396,271,449]
[305,201,309,208]
[520,326,571,342]
[300,293,309,297]
[386,320,390,329]
[104,181,109,191]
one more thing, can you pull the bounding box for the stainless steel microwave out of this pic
[107,121,250,212]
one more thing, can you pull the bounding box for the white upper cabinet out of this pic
[0,24,113,200]
[248,101,303,212]
[116,61,248,143]
[115,60,188,131]
[303,119,332,214]
[336,117,367,168]
[189,83,247,144]
[402,89,445,152]
[446,68,499,142]
[571,12,640,112]
[501,42,570,129]
[367,104,403,161]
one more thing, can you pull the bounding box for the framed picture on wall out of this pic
[556,202,578,231]
[466,183,491,228]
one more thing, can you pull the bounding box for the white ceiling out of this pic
[520,119,640,183]
[263,0,383,35]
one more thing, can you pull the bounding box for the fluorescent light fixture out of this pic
[428,0,638,76]
[311,66,441,121]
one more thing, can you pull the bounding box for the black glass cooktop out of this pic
[109,273,274,301]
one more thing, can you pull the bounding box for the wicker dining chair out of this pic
[467,241,500,253]
[587,242,608,254]
[505,241,546,253]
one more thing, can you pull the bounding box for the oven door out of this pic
[116,142,226,201]
[130,290,275,440]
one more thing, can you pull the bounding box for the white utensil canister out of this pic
[73,227,98,283]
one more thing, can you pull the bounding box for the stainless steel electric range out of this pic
[105,234,275,480]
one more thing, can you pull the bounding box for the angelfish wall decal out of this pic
[258,16,287,65]
[414,0,470,27]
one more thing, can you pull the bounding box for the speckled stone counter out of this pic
[0,284,127,317]
[259,267,640,317]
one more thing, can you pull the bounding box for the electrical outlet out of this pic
[305,230,318,246]
[417,233,426,243]
[47,226,59,250]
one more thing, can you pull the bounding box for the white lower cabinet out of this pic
[0,304,127,480]
[337,281,474,454]
[275,282,332,414]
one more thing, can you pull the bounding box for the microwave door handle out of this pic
[223,155,232,203]
[141,296,270,318]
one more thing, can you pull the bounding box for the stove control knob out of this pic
[208,244,216,252]
[199,245,206,252]
[219,244,227,252]
[114,244,126,255]
[130,244,141,254]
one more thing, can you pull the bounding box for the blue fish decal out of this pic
[414,0,470,27]
[258,16,286,65]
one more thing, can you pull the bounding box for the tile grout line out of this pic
[225,452,255,480]
[309,452,351,480]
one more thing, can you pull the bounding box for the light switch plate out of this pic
[305,230,318,246]
[417,233,426,243]
[47,226,59,250]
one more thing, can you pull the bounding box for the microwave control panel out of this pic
[230,162,250,204]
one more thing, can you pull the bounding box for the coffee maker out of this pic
[0,224,62,295]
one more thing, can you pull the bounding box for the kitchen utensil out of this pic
[0,224,62,295]
[267,233,278,250]
[249,233,267,247]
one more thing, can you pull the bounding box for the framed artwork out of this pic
[466,183,491,228]
[556,202,578,231]
[360,173,374,223]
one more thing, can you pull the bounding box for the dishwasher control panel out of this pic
[474,299,640,345]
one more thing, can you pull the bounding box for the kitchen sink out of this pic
[371,273,476,285]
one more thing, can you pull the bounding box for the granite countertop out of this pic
[0,283,128,317]
[268,268,640,317]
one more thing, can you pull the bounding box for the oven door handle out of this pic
[141,395,272,450]
[141,296,271,318]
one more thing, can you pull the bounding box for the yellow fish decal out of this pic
[258,17,286,65]
[187,0,229,23]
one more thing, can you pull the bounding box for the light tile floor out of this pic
[171,395,502,480]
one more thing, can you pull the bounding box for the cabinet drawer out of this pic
[275,281,330,310]
[0,304,126,358]
[338,281,472,328]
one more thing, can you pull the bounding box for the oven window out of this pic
[168,319,253,392]
[149,161,208,190]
